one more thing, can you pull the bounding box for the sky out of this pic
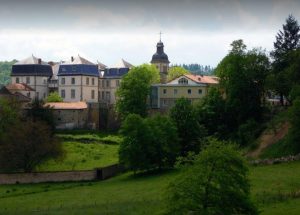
[0,0,300,67]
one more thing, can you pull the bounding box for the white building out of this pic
[57,55,99,103]
[99,59,133,105]
[10,55,53,100]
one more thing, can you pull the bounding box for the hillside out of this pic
[0,60,16,86]
[1,162,300,214]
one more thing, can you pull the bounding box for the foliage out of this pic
[145,115,180,169]
[166,139,258,215]
[270,15,300,104]
[173,63,215,75]
[0,120,63,172]
[27,99,55,131]
[0,98,20,135]
[196,87,227,138]
[170,98,206,156]
[0,60,16,85]
[287,98,300,152]
[116,64,160,119]
[119,114,179,173]
[216,40,270,132]
[46,92,63,102]
[167,66,189,81]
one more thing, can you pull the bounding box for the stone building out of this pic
[10,55,53,100]
[150,37,170,84]
[99,59,133,105]
[150,74,219,109]
[57,55,99,103]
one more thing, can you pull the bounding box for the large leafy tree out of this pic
[167,66,189,81]
[166,139,258,215]
[169,98,206,156]
[116,64,160,119]
[270,15,300,104]
[216,40,269,129]
[119,114,179,173]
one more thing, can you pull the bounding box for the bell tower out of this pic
[151,32,170,83]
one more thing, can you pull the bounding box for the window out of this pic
[26,77,30,84]
[116,80,120,87]
[102,80,105,88]
[61,89,65,98]
[174,89,178,95]
[163,89,167,94]
[72,66,76,72]
[61,78,65,85]
[27,92,30,97]
[106,91,111,101]
[106,80,110,87]
[188,89,192,94]
[198,89,203,94]
[179,78,188,84]
[16,77,19,83]
[86,77,89,85]
[92,78,95,85]
[91,90,95,99]
[71,78,75,85]
[43,79,47,84]
[102,91,105,100]
[71,89,75,99]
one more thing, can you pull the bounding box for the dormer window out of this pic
[72,66,76,72]
[178,78,188,84]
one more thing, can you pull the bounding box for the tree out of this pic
[216,40,269,129]
[0,120,63,172]
[196,87,227,138]
[169,98,206,156]
[119,114,180,173]
[166,139,258,215]
[119,114,154,173]
[46,92,63,102]
[146,115,180,169]
[270,15,300,105]
[27,99,55,131]
[0,98,20,136]
[287,98,300,152]
[116,64,160,119]
[167,66,189,81]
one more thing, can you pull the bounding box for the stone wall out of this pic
[250,154,300,166]
[0,164,123,185]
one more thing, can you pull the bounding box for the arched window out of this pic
[178,78,188,84]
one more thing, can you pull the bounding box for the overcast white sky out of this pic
[0,0,300,67]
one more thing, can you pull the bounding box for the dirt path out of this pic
[247,122,290,158]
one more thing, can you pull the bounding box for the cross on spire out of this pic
[159,31,163,42]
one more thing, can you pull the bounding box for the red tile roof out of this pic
[45,102,88,110]
[6,83,35,91]
[184,74,219,85]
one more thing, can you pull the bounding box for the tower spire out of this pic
[159,31,163,42]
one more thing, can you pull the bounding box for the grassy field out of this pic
[1,161,300,214]
[37,141,119,171]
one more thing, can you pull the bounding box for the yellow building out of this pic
[150,74,219,109]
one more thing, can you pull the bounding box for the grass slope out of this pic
[37,141,119,171]
[1,162,300,214]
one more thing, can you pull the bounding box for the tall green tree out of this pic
[216,40,269,129]
[270,15,300,104]
[116,64,160,119]
[46,92,63,102]
[169,98,206,156]
[167,66,189,81]
[166,139,258,215]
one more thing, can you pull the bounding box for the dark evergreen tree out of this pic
[270,15,300,105]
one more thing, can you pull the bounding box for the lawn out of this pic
[1,162,300,214]
[37,141,119,171]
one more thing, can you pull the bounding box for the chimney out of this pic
[71,56,74,62]
[38,58,41,64]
